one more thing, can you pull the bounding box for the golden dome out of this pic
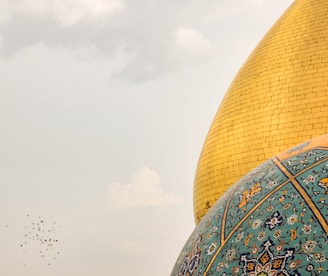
[194,0,328,224]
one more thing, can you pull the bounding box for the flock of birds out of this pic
[19,214,60,266]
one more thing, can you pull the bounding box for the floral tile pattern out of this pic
[172,136,328,276]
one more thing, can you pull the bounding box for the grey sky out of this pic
[0,1,293,275]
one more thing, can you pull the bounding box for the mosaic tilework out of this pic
[172,135,328,275]
[194,0,328,223]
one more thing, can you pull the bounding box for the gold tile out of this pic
[194,0,328,223]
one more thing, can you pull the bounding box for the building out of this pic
[172,0,328,275]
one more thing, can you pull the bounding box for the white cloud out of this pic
[175,27,212,55]
[0,2,13,25]
[0,0,292,82]
[0,0,124,26]
[51,0,125,26]
[101,167,180,209]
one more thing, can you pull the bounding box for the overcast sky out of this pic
[0,1,293,275]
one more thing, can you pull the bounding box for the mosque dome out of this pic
[194,0,328,223]
[172,134,328,275]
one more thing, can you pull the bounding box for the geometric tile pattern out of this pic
[173,135,328,275]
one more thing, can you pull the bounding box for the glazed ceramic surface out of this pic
[173,135,328,275]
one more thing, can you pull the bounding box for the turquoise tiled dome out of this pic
[172,135,328,275]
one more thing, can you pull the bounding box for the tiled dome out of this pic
[194,0,328,223]
[173,135,328,275]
